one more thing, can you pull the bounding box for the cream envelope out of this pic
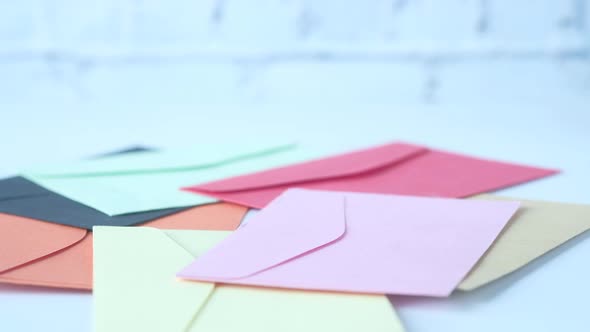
[178,189,519,297]
[459,195,590,290]
[94,226,404,332]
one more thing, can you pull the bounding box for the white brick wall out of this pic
[0,0,588,106]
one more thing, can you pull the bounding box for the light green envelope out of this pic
[93,227,404,332]
[24,142,333,216]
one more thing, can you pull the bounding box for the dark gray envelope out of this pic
[0,147,189,230]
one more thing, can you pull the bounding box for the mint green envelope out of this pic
[24,143,330,216]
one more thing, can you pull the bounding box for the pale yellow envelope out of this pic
[93,226,404,332]
[459,195,590,290]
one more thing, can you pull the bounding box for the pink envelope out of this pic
[178,189,520,297]
[183,142,557,209]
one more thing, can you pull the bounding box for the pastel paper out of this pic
[459,195,590,290]
[185,142,557,209]
[0,203,246,290]
[94,226,405,332]
[178,189,520,297]
[25,142,333,215]
[0,147,189,229]
[0,177,187,229]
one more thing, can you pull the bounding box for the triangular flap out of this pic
[0,214,87,272]
[93,226,215,332]
[189,142,427,193]
[178,189,347,280]
[165,230,232,258]
[0,233,93,290]
[143,203,247,231]
[459,196,590,290]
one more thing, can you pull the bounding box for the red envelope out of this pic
[184,142,558,209]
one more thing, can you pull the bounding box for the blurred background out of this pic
[1,2,590,331]
[0,0,589,179]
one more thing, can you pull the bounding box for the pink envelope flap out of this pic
[178,189,521,296]
[189,142,427,193]
[177,189,346,279]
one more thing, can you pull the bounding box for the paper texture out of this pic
[185,142,557,209]
[25,142,331,215]
[179,189,519,297]
[0,203,246,289]
[1,147,188,228]
[0,213,86,273]
[459,195,590,290]
[0,177,187,229]
[94,226,404,332]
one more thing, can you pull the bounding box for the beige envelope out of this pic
[94,227,405,332]
[459,195,590,290]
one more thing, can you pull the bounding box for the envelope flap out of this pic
[459,195,590,290]
[28,143,297,178]
[0,214,87,272]
[143,203,247,231]
[93,227,218,332]
[177,189,346,280]
[192,142,427,193]
[165,230,234,257]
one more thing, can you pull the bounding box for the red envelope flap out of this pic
[178,189,346,280]
[190,142,428,193]
[0,213,87,273]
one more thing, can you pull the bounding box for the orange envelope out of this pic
[0,203,246,290]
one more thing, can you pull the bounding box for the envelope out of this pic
[24,142,333,215]
[0,146,189,229]
[0,203,246,289]
[178,189,519,297]
[184,141,558,209]
[94,226,405,332]
[458,195,590,290]
[0,176,188,229]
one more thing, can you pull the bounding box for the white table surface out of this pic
[0,104,588,331]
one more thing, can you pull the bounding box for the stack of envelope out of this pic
[2,141,589,332]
